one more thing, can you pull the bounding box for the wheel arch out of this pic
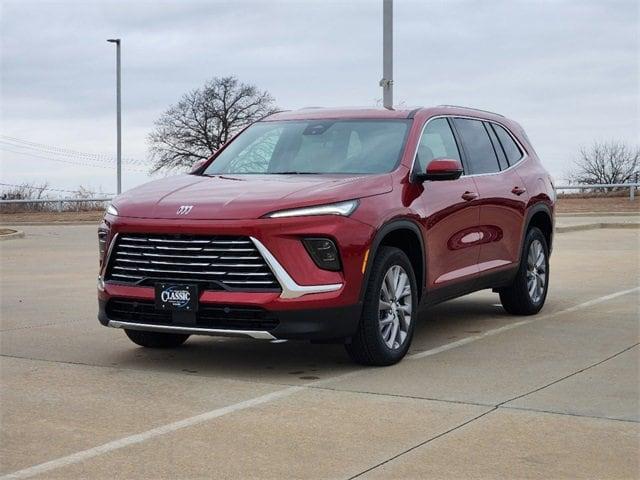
[523,203,554,254]
[360,219,426,302]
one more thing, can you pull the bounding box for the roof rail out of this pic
[437,105,505,117]
[296,106,422,111]
[259,109,290,121]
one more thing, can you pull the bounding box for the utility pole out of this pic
[380,0,393,109]
[107,38,122,194]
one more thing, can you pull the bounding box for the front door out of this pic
[416,117,483,289]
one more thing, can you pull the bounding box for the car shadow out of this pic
[106,292,522,383]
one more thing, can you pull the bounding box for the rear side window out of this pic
[484,122,509,170]
[415,118,461,171]
[492,124,523,165]
[452,118,500,174]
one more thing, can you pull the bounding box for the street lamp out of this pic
[107,38,122,194]
[380,0,393,109]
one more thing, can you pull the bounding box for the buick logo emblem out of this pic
[176,205,193,215]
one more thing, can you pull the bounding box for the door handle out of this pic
[511,186,527,196]
[461,191,478,201]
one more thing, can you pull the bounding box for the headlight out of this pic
[106,203,118,216]
[264,200,359,218]
[98,228,109,263]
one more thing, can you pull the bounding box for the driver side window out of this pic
[416,118,461,172]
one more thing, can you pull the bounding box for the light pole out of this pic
[380,0,393,109]
[107,38,122,194]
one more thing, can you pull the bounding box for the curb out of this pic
[0,221,99,226]
[0,229,25,241]
[557,212,640,217]
[556,223,640,233]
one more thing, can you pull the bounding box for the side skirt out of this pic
[421,266,518,308]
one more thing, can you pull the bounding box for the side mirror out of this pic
[190,159,208,174]
[416,158,464,182]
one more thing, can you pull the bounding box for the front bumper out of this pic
[98,213,373,341]
[98,299,361,341]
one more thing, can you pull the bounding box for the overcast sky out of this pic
[1,0,638,195]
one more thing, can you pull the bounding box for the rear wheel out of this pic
[499,227,549,315]
[124,329,190,348]
[345,247,418,366]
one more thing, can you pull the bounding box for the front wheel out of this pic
[124,329,190,348]
[499,227,549,315]
[345,246,418,366]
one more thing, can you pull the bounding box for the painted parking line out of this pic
[408,286,640,360]
[2,286,638,480]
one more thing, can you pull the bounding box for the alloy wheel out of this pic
[526,239,547,304]
[378,265,413,350]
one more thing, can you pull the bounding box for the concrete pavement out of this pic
[0,225,638,479]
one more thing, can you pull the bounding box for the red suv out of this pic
[98,106,554,365]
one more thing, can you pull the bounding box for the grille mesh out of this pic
[105,234,280,291]
[106,299,279,330]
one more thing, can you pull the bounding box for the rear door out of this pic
[416,118,482,289]
[481,122,530,267]
[452,118,529,274]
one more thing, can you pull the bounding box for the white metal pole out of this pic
[381,0,393,109]
[107,38,122,194]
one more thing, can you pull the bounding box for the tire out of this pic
[499,227,549,315]
[345,246,418,366]
[124,329,190,348]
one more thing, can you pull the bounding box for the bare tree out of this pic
[0,182,49,201]
[568,141,639,187]
[148,76,278,172]
[0,182,49,213]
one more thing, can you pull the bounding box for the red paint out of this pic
[99,106,555,336]
[114,173,392,220]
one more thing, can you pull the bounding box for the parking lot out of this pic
[1,224,638,479]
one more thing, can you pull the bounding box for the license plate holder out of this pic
[155,283,199,312]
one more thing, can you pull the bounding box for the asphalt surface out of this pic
[0,224,638,479]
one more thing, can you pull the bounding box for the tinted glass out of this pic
[452,118,500,174]
[492,124,523,165]
[415,118,461,171]
[203,120,410,175]
[484,122,509,170]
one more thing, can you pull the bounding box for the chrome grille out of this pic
[105,234,280,291]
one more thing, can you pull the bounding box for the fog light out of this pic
[303,238,341,271]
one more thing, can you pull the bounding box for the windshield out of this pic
[202,119,411,175]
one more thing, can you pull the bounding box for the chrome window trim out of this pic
[107,320,275,340]
[250,237,343,299]
[409,114,528,180]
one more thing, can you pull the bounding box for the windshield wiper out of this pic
[269,171,317,175]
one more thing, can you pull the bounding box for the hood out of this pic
[113,173,392,220]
